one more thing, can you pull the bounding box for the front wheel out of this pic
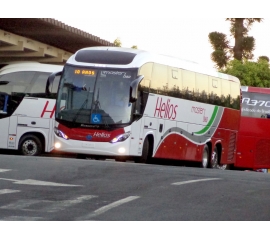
[135,138,151,164]
[19,134,42,156]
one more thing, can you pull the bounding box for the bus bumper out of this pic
[54,135,131,156]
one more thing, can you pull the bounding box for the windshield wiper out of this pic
[72,98,88,123]
[72,87,91,123]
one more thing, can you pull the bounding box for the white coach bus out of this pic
[49,47,241,169]
[0,62,63,156]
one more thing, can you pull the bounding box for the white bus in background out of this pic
[0,62,63,156]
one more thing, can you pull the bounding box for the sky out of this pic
[4,0,270,71]
[56,17,270,70]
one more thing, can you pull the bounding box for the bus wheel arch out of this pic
[135,134,154,164]
[19,133,44,156]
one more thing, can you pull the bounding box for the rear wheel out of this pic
[210,146,229,170]
[19,134,42,156]
[76,154,87,159]
[115,156,126,162]
[201,144,209,168]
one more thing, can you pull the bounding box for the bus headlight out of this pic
[54,127,69,140]
[110,132,131,143]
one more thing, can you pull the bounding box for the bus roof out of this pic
[0,61,63,75]
[241,86,270,94]
[67,46,240,83]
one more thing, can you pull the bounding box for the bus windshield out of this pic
[56,65,137,125]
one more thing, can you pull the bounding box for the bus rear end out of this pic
[235,86,270,169]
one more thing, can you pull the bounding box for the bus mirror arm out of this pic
[129,75,144,103]
[46,71,63,95]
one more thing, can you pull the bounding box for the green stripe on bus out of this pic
[195,106,219,135]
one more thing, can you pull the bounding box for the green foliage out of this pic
[211,50,229,69]
[113,38,122,47]
[208,32,229,50]
[113,38,138,49]
[242,36,255,59]
[221,59,270,87]
[258,56,269,62]
[209,18,264,69]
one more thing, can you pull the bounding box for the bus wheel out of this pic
[115,157,126,162]
[210,146,227,170]
[19,134,42,156]
[201,145,209,168]
[135,138,150,164]
[76,154,86,159]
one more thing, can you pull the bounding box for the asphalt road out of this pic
[0,153,270,221]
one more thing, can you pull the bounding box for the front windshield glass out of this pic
[56,66,137,125]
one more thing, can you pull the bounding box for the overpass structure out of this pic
[0,18,114,64]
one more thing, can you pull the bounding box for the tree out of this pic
[221,59,270,87]
[113,38,138,49]
[113,38,122,47]
[209,18,263,69]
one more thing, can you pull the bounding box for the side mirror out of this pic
[129,75,144,102]
[46,71,62,95]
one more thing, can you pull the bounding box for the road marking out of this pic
[172,178,222,185]
[44,195,97,212]
[0,199,47,210]
[0,169,12,173]
[0,216,43,221]
[77,196,140,220]
[0,178,82,187]
[0,189,20,195]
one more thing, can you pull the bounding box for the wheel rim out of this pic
[211,150,218,169]
[202,148,208,168]
[22,140,37,156]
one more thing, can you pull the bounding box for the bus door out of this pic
[7,116,18,149]
[151,118,164,158]
[0,93,12,149]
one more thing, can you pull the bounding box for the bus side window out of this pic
[151,63,168,95]
[209,78,221,105]
[0,93,8,113]
[182,70,196,100]
[168,68,182,98]
[195,73,209,103]
[27,72,50,98]
[230,81,240,110]
[135,82,149,115]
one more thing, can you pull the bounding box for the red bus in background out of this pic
[235,86,270,170]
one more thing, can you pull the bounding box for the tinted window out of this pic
[75,50,136,65]
[242,91,270,118]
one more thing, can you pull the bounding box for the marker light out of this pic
[110,132,131,143]
[54,127,69,140]
[118,147,126,154]
[55,142,61,149]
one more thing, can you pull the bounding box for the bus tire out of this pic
[76,154,86,159]
[135,138,150,164]
[201,144,209,168]
[210,146,229,170]
[115,157,126,162]
[19,134,42,156]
